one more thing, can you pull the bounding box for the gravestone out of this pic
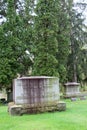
[80,96,86,100]
[71,97,77,101]
[8,76,66,115]
[64,82,80,98]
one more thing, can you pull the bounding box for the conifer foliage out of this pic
[0,0,87,89]
[32,0,58,76]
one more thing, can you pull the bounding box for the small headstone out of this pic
[71,97,77,101]
[80,96,86,100]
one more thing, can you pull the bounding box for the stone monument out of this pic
[8,76,66,115]
[64,82,80,98]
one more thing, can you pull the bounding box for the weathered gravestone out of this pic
[80,96,86,100]
[8,76,66,115]
[64,82,80,98]
[71,97,77,101]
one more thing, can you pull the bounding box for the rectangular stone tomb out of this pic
[9,76,66,115]
[64,82,80,98]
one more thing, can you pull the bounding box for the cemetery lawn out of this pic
[0,100,87,130]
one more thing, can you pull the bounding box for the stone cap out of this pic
[16,76,58,80]
[64,82,80,86]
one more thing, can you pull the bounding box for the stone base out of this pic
[8,101,66,116]
[64,92,87,98]
[63,92,81,98]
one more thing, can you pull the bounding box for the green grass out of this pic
[0,100,87,130]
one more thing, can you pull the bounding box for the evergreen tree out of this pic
[17,0,35,76]
[0,0,22,88]
[67,5,87,82]
[33,0,58,76]
[56,0,70,83]
[0,0,32,89]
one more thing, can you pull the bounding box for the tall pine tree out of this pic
[33,0,58,76]
[67,1,87,82]
[56,0,70,83]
